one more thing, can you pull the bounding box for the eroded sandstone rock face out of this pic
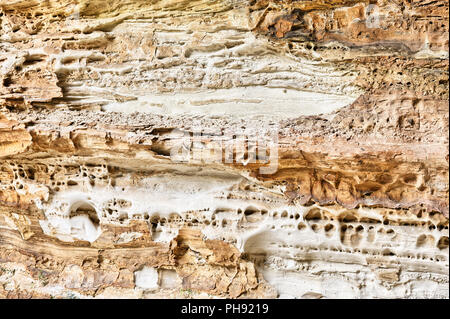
[0,0,448,299]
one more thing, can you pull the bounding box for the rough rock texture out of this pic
[0,0,448,299]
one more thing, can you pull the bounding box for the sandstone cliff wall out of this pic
[0,0,448,299]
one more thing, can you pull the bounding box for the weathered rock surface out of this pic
[0,0,448,299]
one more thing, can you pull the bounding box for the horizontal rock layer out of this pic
[0,0,448,298]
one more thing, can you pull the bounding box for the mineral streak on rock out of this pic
[0,0,448,299]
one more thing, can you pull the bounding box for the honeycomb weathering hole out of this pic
[70,202,100,225]
[68,201,101,243]
[437,236,449,250]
